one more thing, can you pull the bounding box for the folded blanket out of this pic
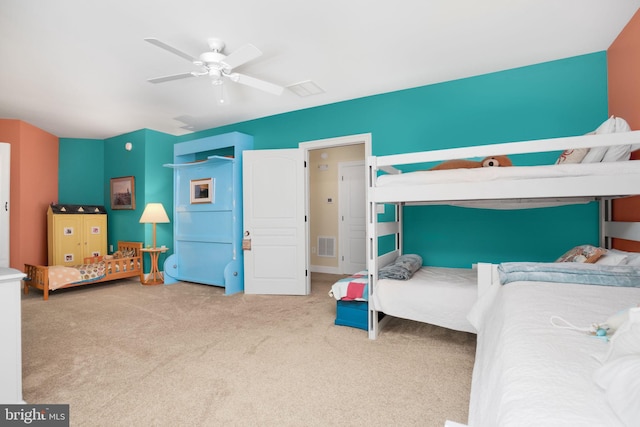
[329,271,368,301]
[378,254,423,280]
[498,262,640,287]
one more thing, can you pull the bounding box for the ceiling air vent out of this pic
[287,80,325,97]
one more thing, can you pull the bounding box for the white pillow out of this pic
[615,116,640,158]
[597,116,618,134]
[582,147,608,163]
[581,116,625,163]
[607,249,640,266]
[607,249,640,267]
[556,148,589,164]
[595,251,629,266]
[602,117,633,162]
[626,253,640,267]
[602,145,632,162]
[593,355,640,427]
[599,308,640,364]
[615,117,631,133]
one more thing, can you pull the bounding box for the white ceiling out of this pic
[1,1,638,139]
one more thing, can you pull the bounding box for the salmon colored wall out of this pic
[0,119,59,269]
[608,9,640,251]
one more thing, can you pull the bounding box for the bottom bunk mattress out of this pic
[372,266,477,334]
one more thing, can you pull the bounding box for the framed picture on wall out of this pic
[190,178,214,204]
[110,176,135,210]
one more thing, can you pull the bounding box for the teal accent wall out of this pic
[58,138,104,205]
[102,129,174,268]
[59,52,609,268]
[181,53,607,158]
[142,129,175,252]
[178,52,608,267]
[103,129,148,249]
[59,129,175,272]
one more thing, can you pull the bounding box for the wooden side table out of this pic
[141,247,169,285]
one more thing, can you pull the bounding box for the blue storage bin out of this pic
[335,300,368,331]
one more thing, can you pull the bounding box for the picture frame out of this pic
[190,178,214,204]
[110,176,136,210]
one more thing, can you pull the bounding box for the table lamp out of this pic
[139,203,170,249]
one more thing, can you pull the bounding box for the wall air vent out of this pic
[317,236,336,258]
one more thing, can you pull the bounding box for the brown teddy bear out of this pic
[429,155,513,171]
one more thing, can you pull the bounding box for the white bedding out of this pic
[372,266,477,334]
[467,280,640,427]
[376,159,640,188]
[371,159,640,208]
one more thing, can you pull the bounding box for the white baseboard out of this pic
[310,265,341,274]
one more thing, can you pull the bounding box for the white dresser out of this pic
[0,268,25,404]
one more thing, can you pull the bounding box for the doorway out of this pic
[241,134,371,295]
[301,134,371,276]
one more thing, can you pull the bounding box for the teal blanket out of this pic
[498,262,640,287]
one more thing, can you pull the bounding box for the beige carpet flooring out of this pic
[21,273,476,427]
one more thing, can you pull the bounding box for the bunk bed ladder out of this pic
[367,156,401,339]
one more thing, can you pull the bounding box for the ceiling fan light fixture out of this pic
[200,51,226,64]
[146,37,283,96]
[207,38,225,52]
[212,80,228,106]
[208,68,222,79]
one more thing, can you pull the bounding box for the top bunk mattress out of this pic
[376,160,640,187]
[371,160,640,206]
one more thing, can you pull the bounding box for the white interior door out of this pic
[0,143,10,268]
[339,161,366,273]
[243,149,308,295]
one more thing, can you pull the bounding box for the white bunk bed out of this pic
[366,130,640,340]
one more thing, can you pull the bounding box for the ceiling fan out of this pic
[145,37,284,97]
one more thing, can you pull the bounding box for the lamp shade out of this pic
[139,203,170,224]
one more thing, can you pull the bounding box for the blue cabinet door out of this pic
[164,132,252,294]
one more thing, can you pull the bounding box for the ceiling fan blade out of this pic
[147,72,195,84]
[228,73,284,95]
[144,38,199,63]
[221,44,262,70]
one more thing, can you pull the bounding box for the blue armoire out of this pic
[163,132,253,294]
